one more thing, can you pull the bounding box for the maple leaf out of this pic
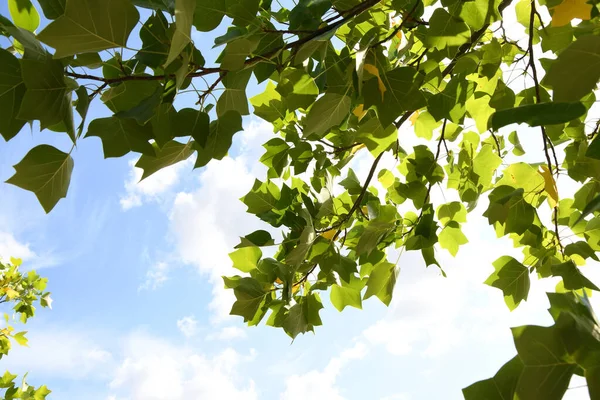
[550,0,592,27]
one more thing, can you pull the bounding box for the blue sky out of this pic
[0,2,597,399]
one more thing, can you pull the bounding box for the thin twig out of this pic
[527,0,563,255]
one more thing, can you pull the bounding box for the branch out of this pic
[196,74,224,105]
[331,151,384,241]
[65,67,222,84]
[370,1,420,48]
[527,0,563,255]
[64,0,380,87]
[441,0,514,77]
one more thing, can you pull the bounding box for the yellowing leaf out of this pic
[9,257,22,266]
[321,229,337,241]
[364,64,387,101]
[539,165,559,208]
[351,143,366,155]
[353,104,367,121]
[409,110,420,126]
[550,0,592,27]
[5,288,19,300]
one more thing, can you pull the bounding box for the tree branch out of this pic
[441,0,514,77]
[64,0,380,88]
[527,0,563,255]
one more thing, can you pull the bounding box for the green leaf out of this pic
[75,86,90,137]
[6,145,74,213]
[437,202,467,225]
[438,221,468,256]
[450,0,502,30]
[235,230,274,248]
[226,0,260,26]
[551,260,600,291]
[543,35,600,102]
[227,277,267,322]
[283,303,309,339]
[462,356,524,400]
[364,67,426,127]
[37,0,65,19]
[165,0,195,66]
[150,103,177,147]
[251,81,286,123]
[229,246,262,273]
[86,117,155,158]
[0,14,47,59]
[277,68,319,111]
[572,194,600,226]
[8,0,40,32]
[242,179,281,215]
[489,102,587,130]
[217,69,252,117]
[355,117,398,157]
[115,86,164,125]
[34,385,51,399]
[132,0,174,12]
[364,261,397,306]
[38,0,139,58]
[12,331,27,347]
[0,49,26,141]
[485,256,530,310]
[330,284,362,311]
[221,38,257,71]
[512,324,576,400]
[423,8,470,50]
[356,205,396,256]
[303,93,351,138]
[176,108,210,146]
[18,56,69,130]
[136,140,194,180]
[137,12,171,69]
[194,0,226,31]
[102,81,162,114]
[194,110,243,168]
[286,212,315,267]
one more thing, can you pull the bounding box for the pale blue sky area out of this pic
[0,3,596,400]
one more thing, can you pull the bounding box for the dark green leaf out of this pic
[543,35,600,102]
[38,0,140,58]
[6,145,74,213]
[86,117,155,158]
[463,356,524,400]
[489,102,587,130]
[0,49,26,141]
[136,140,194,179]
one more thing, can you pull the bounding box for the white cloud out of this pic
[120,158,194,210]
[177,316,199,338]
[139,261,170,290]
[3,328,113,380]
[280,342,367,400]
[0,231,36,262]
[207,326,247,341]
[110,332,257,400]
[168,121,275,323]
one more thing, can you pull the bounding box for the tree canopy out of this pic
[1,0,600,398]
[0,258,52,399]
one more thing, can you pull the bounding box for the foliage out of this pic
[2,0,600,397]
[0,257,52,399]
